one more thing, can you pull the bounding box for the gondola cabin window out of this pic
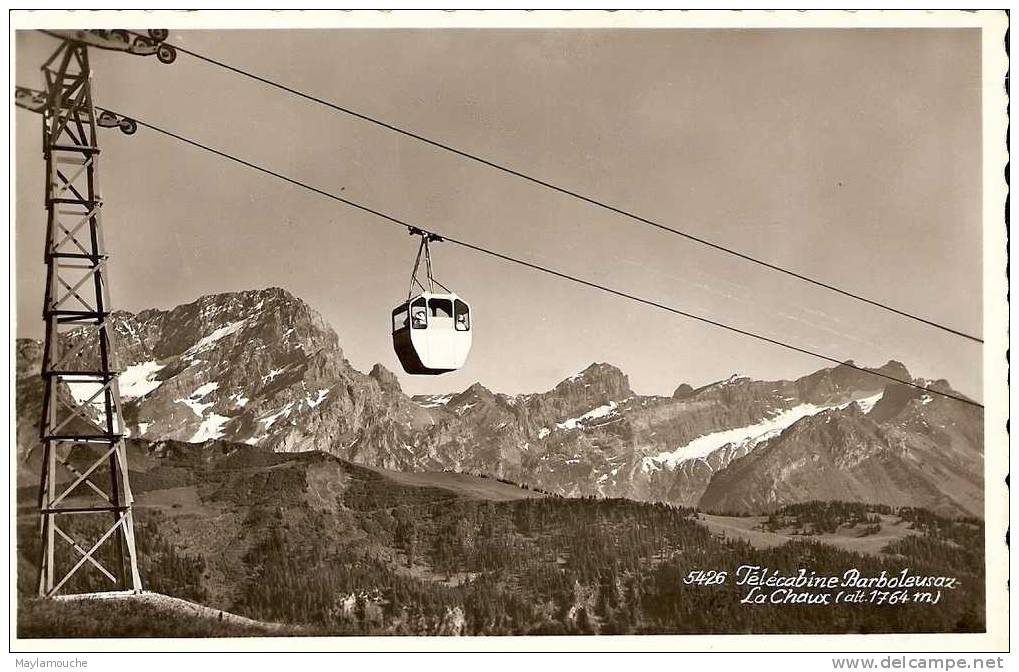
[411,297,428,329]
[393,304,409,332]
[428,297,454,328]
[454,299,470,331]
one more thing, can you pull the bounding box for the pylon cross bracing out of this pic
[36,38,142,598]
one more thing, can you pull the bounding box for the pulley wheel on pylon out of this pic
[157,44,177,64]
[148,29,169,42]
[97,110,119,126]
[119,118,138,135]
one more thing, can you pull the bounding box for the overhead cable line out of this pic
[116,30,983,345]
[58,98,978,409]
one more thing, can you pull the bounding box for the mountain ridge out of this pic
[15,287,983,516]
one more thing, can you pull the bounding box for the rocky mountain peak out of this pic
[369,363,402,395]
[106,286,343,367]
[672,383,695,399]
[451,382,497,406]
[831,359,911,388]
[875,360,911,380]
[18,287,374,453]
[791,360,910,404]
[781,405,883,466]
[555,362,632,400]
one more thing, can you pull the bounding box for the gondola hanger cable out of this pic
[50,99,978,409]
[110,30,983,345]
[407,227,449,298]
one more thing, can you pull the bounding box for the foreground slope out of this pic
[19,592,294,638]
[16,439,984,637]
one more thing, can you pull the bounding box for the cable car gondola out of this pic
[392,229,471,375]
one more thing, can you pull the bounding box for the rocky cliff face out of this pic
[698,382,984,517]
[22,288,434,471]
[15,287,984,516]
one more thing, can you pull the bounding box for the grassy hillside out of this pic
[696,499,982,557]
[375,468,548,501]
[18,593,294,638]
[16,441,985,637]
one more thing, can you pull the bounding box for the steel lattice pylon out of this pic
[36,38,142,597]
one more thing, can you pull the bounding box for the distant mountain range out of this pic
[15,287,984,516]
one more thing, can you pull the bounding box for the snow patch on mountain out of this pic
[641,456,663,473]
[192,382,219,397]
[60,377,126,432]
[307,389,330,409]
[260,402,295,429]
[184,319,248,357]
[855,391,884,414]
[262,368,285,384]
[556,401,618,431]
[65,377,106,407]
[115,319,141,343]
[175,382,220,417]
[190,413,230,442]
[416,394,455,408]
[655,392,884,466]
[119,361,165,399]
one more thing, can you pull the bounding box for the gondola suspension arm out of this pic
[406,227,450,299]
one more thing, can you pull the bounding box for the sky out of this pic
[14,28,983,399]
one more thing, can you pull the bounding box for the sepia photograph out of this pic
[7,9,1010,656]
